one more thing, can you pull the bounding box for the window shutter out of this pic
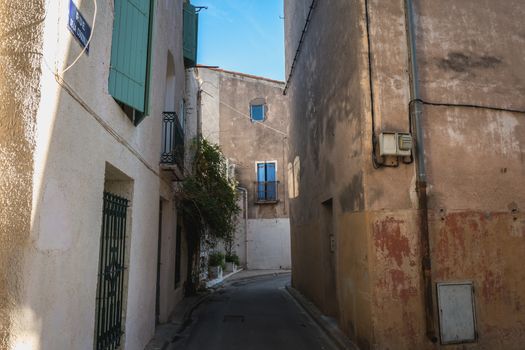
[266,163,277,201]
[257,163,266,183]
[266,163,276,182]
[183,2,198,67]
[109,0,151,112]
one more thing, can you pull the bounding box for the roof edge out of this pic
[195,65,285,85]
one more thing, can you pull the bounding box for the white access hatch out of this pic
[437,282,477,344]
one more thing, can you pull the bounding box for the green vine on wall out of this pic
[180,137,240,244]
[179,138,240,294]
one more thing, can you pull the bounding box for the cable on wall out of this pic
[410,98,525,115]
[365,0,398,169]
[61,0,98,74]
[201,89,288,136]
[283,0,317,95]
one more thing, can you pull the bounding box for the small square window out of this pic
[250,104,265,122]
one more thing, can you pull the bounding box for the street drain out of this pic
[223,315,245,323]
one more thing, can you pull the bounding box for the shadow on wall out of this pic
[0,1,46,348]
[0,0,135,348]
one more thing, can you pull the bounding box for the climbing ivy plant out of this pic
[180,138,239,239]
[178,138,240,293]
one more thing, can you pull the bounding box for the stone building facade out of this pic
[195,67,292,270]
[284,0,525,349]
[0,0,199,349]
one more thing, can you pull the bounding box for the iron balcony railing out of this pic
[160,111,184,170]
[254,181,279,203]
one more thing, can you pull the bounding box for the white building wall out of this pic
[9,0,188,349]
[157,69,201,324]
[157,188,186,324]
[197,68,221,145]
[247,219,291,270]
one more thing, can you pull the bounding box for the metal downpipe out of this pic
[405,0,437,343]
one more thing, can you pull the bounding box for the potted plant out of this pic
[225,253,240,273]
[208,252,225,279]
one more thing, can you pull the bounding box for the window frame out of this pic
[250,104,266,122]
[255,160,278,203]
[249,98,267,122]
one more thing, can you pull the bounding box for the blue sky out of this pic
[192,0,285,81]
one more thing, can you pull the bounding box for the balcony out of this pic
[160,111,184,175]
[254,181,279,204]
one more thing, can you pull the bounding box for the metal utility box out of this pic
[397,133,413,156]
[379,132,397,156]
[437,282,477,345]
[379,132,412,157]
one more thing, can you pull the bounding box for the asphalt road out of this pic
[170,273,337,350]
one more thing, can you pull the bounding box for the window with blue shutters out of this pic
[256,162,278,203]
[250,98,267,122]
[108,0,154,125]
[251,104,265,122]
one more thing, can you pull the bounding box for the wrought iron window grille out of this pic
[254,181,279,203]
[161,111,185,171]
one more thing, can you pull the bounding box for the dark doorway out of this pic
[321,198,338,317]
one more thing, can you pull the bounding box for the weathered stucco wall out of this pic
[198,68,221,145]
[1,0,190,349]
[197,67,291,269]
[0,2,45,348]
[216,70,289,220]
[157,0,193,326]
[284,0,371,346]
[157,67,200,324]
[285,0,525,349]
[416,2,525,346]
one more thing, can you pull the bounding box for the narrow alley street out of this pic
[2,1,525,349]
[170,272,337,350]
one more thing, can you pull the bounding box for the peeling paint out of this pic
[373,217,410,267]
[482,270,504,303]
[286,0,525,348]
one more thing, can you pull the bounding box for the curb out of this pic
[285,285,360,350]
[145,292,211,350]
[206,268,245,289]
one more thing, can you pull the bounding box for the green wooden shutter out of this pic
[109,0,151,112]
[183,2,198,67]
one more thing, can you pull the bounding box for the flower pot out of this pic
[225,262,236,273]
[208,266,223,280]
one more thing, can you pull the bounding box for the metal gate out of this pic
[95,192,128,350]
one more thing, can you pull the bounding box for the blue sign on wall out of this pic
[68,0,91,54]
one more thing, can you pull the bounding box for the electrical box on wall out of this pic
[379,132,413,157]
[437,282,477,345]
